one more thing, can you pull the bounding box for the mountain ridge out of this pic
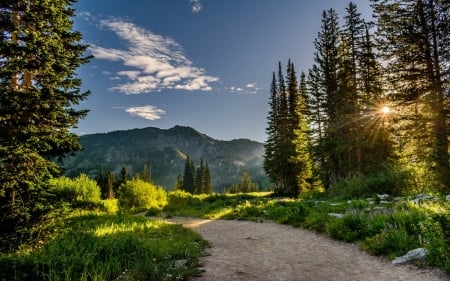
[62,125,269,191]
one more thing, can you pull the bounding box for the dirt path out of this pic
[165,217,449,281]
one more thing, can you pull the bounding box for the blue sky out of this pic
[73,0,373,142]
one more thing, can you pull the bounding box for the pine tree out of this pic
[264,72,280,190]
[182,155,196,194]
[174,174,183,191]
[203,161,213,194]
[196,158,205,194]
[371,0,449,189]
[0,0,91,250]
[292,71,313,192]
[312,9,341,187]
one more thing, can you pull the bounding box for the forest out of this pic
[0,0,449,280]
[264,0,449,198]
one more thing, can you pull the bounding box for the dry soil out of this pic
[164,217,450,281]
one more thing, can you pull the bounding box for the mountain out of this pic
[61,126,269,192]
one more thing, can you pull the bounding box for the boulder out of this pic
[392,248,427,265]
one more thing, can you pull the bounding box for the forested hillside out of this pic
[62,125,268,191]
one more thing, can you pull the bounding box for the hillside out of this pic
[62,126,269,191]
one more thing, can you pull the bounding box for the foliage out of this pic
[0,212,206,281]
[328,163,414,198]
[49,174,101,206]
[118,178,167,212]
[226,171,259,194]
[0,0,91,251]
[264,62,314,197]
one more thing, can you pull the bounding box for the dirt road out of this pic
[166,217,449,281]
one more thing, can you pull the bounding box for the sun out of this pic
[380,106,391,114]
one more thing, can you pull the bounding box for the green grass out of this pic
[0,210,206,281]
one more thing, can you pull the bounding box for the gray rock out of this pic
[175,259,188,268]
[377,194,389,200]
[328,213,344,219]
[392,248,427,265]
[446,195,450,201]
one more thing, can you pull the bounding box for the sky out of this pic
[73,0,373,142]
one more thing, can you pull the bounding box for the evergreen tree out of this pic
[0,0,90,250]
[371,0,449,189]
[203,161,213,194]
[312,9,341,187]
[182,155,196,194]
[292,71,314,192]
[106,170,115,199]
[264,72,281,190]
[119,166,128,186]
[174,174,183,191]
[196,158,205,194]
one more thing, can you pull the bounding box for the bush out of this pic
[328,163,413,198]
[362,228,420,259]
[118,179,167,212]
[326,213,368,242]
[49,174,101,206]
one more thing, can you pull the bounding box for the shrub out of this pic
[49,174,101,206]
[328,163,413,198]
[362,228,420,259]
[326,213,368,242]
[118,179,167,212]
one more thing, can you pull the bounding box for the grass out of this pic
[0,209,207,281]
[163,191,450,273]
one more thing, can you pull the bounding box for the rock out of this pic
[328,213,344,219]
[392,248,428,265]
[330,203,342,206]
[377,194,389,200]
[380,200,391,204]
[446,195,450,201]
[175,259,188,269]
[393,197,404,201]
[372,206,387,214]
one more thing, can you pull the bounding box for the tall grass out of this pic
[0,211,206,281]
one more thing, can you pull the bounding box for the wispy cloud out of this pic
[88,17,218,94]
[125,105,165,120]
[225,82,261,94]
[190,0,202,13]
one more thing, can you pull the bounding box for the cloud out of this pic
[125,105,165,120]
[88,18,218,94]
[190,0,202,13]
[225,82,261,94]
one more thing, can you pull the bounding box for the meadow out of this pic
[2,189,450,280]
[0,207,206,281]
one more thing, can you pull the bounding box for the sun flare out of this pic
[380,106,391,114]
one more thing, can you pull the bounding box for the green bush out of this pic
[328,163,413,198]
[49,174,101,205]
[118,179,167,212]
[362,228,420,259]
[326,213,368,242]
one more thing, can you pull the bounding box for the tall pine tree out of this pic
[371,0,449,189]
[0,0,91,250]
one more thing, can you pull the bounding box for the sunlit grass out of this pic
[0,210,206,281]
